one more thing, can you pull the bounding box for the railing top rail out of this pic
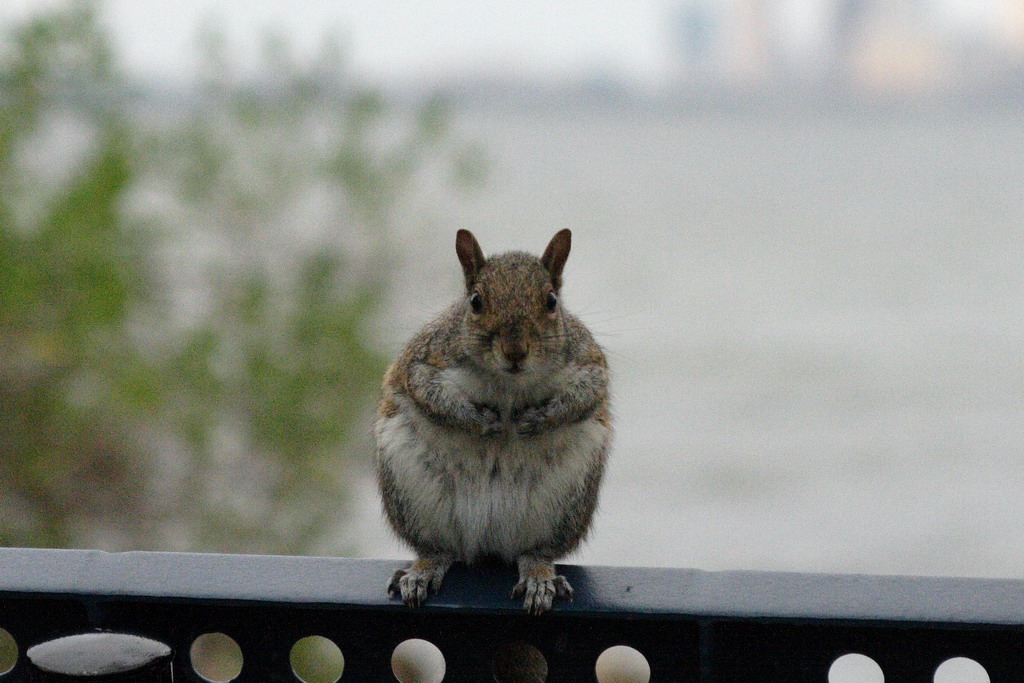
[1,547,1022,626]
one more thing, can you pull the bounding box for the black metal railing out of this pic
[1,547,1022,681]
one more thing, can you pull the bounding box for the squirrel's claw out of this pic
[386,569,405,599]
[511,574,574,615]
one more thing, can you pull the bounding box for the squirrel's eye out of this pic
[470,291,483,314]
[545,291,558,312]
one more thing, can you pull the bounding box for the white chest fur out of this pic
[376,396,610,563]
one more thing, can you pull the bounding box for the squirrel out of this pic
[374,229,612,614]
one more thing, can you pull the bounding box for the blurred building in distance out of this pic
[669,0,1024,94]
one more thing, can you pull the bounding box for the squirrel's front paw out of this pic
[511,574,573,615]
[387,565,446,607]
[513,404,548,436]
[473,403,503,436]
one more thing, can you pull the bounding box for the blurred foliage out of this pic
[0,627,14,674]
[290,635,345,682]
[0,3,480,554]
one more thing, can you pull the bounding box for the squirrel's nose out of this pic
[504,346,527,365]
[498,338,529,371]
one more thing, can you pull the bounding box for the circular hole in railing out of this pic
[828,653,884,683]
[0,628,16,675]
[492,641,548,682]
[190,632,243,682]
[291,635,345,682]
[595,645,651,683]
[934,657,989,683]
[391,638,445,683]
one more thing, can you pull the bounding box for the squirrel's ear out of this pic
[456,229,486,289]
[541,229,571,290]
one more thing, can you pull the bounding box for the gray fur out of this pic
[375,230,612,613]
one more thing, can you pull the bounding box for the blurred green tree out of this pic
[0,3,480,554]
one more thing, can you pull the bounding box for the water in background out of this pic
[351,102,1024,579]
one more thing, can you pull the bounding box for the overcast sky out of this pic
[0,1,1002,87]
[1,0,676,84]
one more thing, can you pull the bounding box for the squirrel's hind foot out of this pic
[513,556,573,614]
[511,574,573,615]
[388,556,451,607]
